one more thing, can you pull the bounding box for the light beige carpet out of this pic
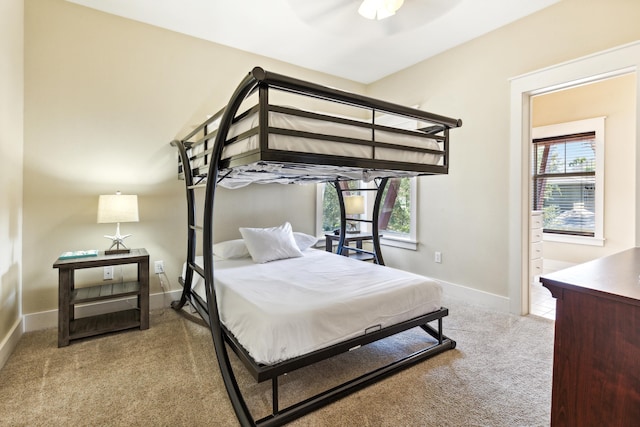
[0,297,554,426]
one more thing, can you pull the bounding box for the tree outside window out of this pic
[379,177,411,235]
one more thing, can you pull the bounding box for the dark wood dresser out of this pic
[541,248,640,427]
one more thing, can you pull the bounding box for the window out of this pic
[316,177,417,249]
[378,177,417,246]
[531,117,605,245]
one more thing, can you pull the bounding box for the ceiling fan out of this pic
[285,0,462,36]
[358,0,404,20]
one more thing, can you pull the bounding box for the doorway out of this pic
[528,74,636,319]
[508,41,640,316]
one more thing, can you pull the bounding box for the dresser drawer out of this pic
[530,241,543,260]
[530,258,543,280]
[531,213,543,229]
[530,228,543,243]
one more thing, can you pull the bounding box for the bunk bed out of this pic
[170,66,462,426]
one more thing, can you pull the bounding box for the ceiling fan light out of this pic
[358,0,378,20]
[358,0,404,20]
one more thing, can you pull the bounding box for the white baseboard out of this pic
[23,289,183,333]
[0,317,23,371]
[438,279,511,313]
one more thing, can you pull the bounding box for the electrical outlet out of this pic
[154,260,165,274]
[434,251,442,263]
[104,266,114,280]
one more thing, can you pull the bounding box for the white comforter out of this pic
[188,249,442,365]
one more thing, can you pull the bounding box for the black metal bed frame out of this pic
[170,67,461,426]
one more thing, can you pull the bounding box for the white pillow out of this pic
[239,222,303,263]
[293,232,318,251]
[212,239,250,259]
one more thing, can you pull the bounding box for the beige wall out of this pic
[19,0,640,318]
[532,74,636,264]
[0,0,24,362]
[366,0,640,298]
[23,0,364,314]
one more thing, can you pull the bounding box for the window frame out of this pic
[532,117,605,246]
[315,177,418,251]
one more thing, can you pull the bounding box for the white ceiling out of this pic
[67,0,560,84]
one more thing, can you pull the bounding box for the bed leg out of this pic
[170,293,188,310]
[419,318,444,345]
[272,376,279,415]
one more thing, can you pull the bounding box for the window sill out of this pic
[380,236,418,251]
[543,232,605,247]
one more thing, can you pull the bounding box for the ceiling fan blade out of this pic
[286,0,359,25]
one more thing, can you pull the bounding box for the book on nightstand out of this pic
[58,250,99,260]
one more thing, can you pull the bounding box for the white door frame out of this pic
[508,41,640,315]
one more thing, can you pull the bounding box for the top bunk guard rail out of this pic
[251,67,462,129]
[170,67,462,427]
[173,66,462,190]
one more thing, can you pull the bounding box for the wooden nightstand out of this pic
[324,233,380,261]
[53,248,149,347]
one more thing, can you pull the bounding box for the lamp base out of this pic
[105,248,131,255]
[103,223,132,255]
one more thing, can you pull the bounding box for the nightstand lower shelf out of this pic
[72,281,141,304]
[69,309,141,341]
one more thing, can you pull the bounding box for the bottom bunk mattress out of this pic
[185,249,443,365]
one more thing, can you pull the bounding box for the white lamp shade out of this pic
[97,194,139,223]
[344,195,365,215]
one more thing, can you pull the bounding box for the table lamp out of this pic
[344,195,365,233]
[97,191,139,254]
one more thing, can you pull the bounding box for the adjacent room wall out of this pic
[532,74,636,265]
[0,0,24,367]
[366,0,640,306]
[22,0,364,317]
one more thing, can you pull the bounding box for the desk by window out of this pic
[324,233,380,262]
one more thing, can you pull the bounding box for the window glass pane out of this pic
[321,181,360,233]
[536,138,595,175]
[379,177,411,235]
[535,176,595,235]
[321,184,340,233]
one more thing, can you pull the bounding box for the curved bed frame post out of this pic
[170,139,197,310]
[203,70,261,427]
[335,180,348,256]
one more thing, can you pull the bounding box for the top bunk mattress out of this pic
[173,67,461,188]
[186,249,442,365]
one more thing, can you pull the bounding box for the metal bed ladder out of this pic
[333,178,389,266]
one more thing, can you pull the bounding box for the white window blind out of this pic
[532,131,596,237]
